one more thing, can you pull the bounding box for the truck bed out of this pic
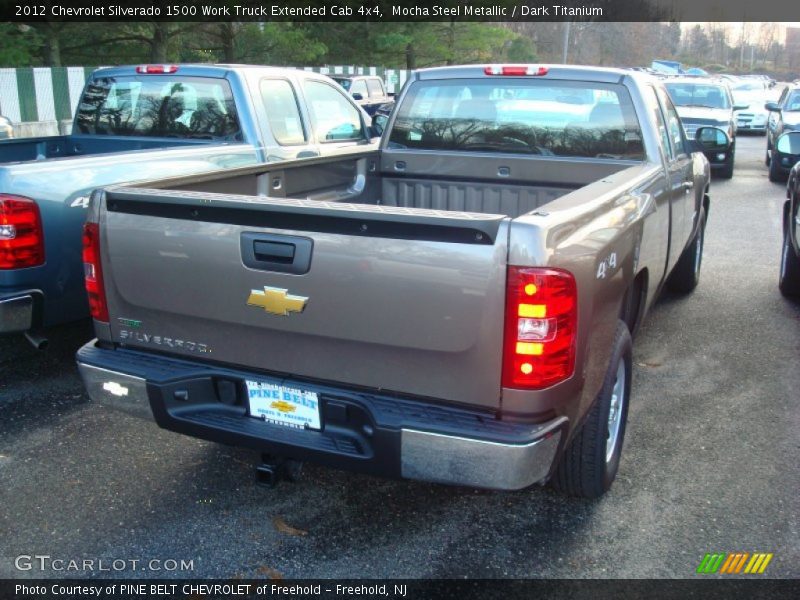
[127,149,636,218]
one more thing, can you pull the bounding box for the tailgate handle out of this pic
[241,233,313,275]
[254,241,295,263]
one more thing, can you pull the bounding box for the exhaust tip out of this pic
[24,331,48,350]
[256,463,279,487]
[256,456,303,487]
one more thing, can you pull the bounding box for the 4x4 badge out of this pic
[247,286,308,316]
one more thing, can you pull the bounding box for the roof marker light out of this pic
[136,65,179,74]
[484,65,549,76]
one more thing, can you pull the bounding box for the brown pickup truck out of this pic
[76,65,722,498]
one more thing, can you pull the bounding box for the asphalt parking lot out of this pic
[1,135,798,580]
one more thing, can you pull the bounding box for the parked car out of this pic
[769,129,800,183]
[730,79,770,135]
[0,64,379,347]
[331,75,395,115]
[664,77,745,178]
[0,115,13,139]
[77,65,718,499]
[780,146,800,296]
[765,83,800,175]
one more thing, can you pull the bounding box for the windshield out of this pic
[332,77,352,91]
[732,81,763,92]
[75,75,242,140]
[388,79,645,160]
[665,83,731,109]
[785,91,800,111]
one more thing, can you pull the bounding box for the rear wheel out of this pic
[667,208,706,293]
[719,151,734,179]
[550,322,632,499]
[769,156,785,183]
[779,218,800,297]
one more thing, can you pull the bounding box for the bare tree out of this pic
[757,23,777,68]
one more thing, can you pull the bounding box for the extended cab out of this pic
[0,64,377,346]
[77,65,716,498]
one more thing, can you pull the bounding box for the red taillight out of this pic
[502,267,577,390]
[0,195,45,269]
[484,65,549,76]
[135,64,178,74]
[82,222,108,322]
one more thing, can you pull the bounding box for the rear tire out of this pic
[779,218,800,297]
[667,208,706,293]
[550,322,632,499]
[719,151,734,179]
[769,156,785,183]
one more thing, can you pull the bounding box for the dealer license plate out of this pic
[246,380,321,430]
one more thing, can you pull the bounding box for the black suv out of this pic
[664,77,745,178]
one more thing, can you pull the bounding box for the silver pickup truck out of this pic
[77,65,721,498]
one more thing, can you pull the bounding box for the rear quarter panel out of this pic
[502,163,667,430]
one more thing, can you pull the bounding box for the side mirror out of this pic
[733,103,749,111]
[370,114,388,138]
[694,126,730,151]
[351,92,364,101]
[765,102,781,112]
[775,131,800,156]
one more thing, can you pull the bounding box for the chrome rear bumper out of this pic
[77,363,151,420]
[77,342,565,490]
[401,426,562,490]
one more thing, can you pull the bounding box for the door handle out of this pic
[682,181,694,193]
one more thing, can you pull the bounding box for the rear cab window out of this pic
[350,80,368,98]
[387,79,645,160]
[367,79,385,98]
[303,80,364,142]
[75,75,242,140]
[331,77,351,91]
[656,88,687,155]
[259,78,307,145]
[645,87,674,160]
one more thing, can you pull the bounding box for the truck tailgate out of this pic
[99,190,509,409]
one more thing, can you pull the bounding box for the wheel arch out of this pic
[620,267,648,337]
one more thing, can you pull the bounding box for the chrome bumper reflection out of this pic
[77,363,152,420]
[401,419,565,491]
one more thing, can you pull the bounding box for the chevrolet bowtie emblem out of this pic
[247,286,308,316]
[270,400,296,413]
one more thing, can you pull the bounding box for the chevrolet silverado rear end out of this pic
[77,65,712,497]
